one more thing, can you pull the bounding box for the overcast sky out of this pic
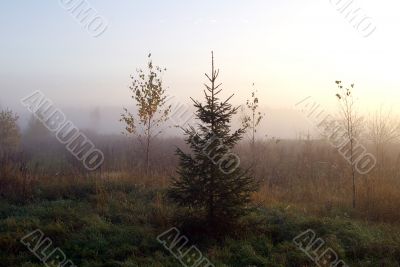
[1,0,399,137]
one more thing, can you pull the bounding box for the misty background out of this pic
[1,0,400,138]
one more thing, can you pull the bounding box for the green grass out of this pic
[1,179,400,266]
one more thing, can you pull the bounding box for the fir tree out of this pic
[168,52,258,228]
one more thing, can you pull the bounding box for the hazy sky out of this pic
[1,0,400,136]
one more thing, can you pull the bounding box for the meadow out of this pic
[1,130,400,266]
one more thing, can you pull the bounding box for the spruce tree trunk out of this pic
[208,51,216,224]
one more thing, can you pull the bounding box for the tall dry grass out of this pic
[5,131,400,224]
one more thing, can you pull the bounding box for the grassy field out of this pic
[1,176,400,267]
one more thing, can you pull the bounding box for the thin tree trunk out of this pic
[252,110,255,164]
[350,138,356,209]
[146,134,150,176]
[146,117,151,177]
[146,139,150,176]
[352,167,356,208]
